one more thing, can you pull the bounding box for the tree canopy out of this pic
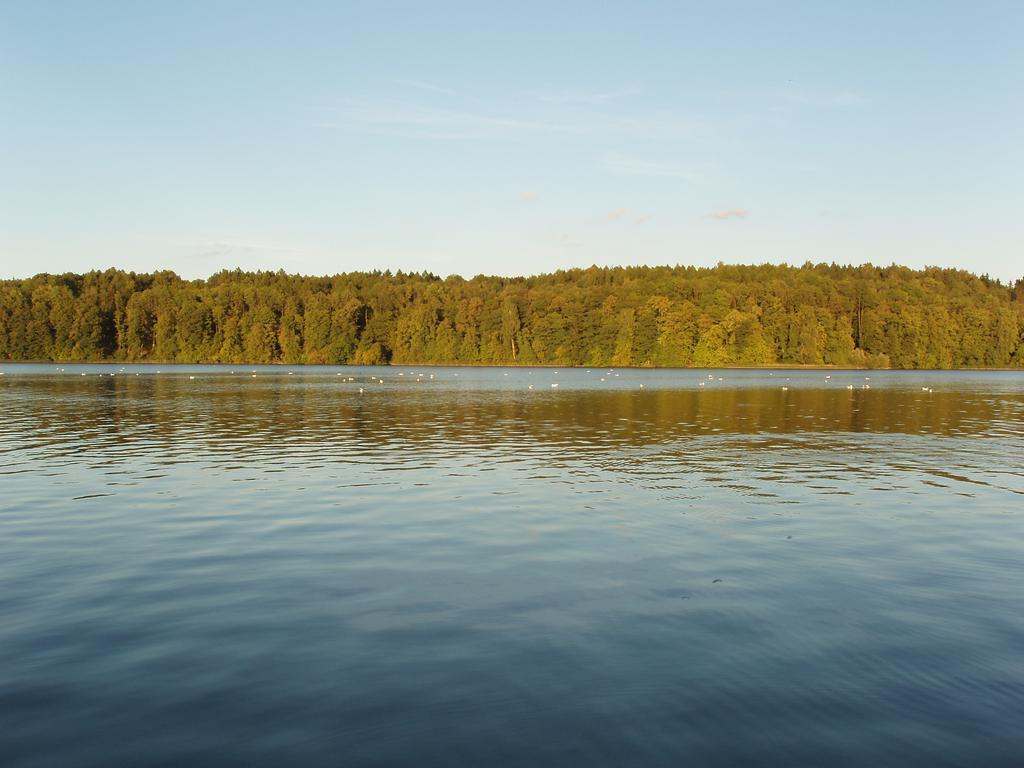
[2,263,1022,368]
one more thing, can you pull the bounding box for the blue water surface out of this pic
[2,364,1023,766]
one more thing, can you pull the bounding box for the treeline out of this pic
[1,263,1023,368]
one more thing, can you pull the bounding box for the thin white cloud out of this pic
[313,99,580,140]
[183,238,322,276]
[598,208,652,223]
[196,238,297,255]
[706,209,749,221]
[553,232,583,249]
[599,111,695,140]
[313,95,697,141]
[533,88,634,106]
[830,91,869,107]
[778,87,869,107]
[601,152,697,180]
[391,78,458,96]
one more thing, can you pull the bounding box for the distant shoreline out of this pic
[2,360,1022,372]
[4,265,1021,370]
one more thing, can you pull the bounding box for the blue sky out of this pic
[1,1,1021,281]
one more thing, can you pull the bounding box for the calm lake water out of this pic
[2,364,1023,766]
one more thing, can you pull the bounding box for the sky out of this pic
[1,1,1021,282]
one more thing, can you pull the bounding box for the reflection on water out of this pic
[2,365,1023,766]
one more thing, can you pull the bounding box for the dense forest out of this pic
[1,264,1023,368]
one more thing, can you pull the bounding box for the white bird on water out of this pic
[551,383,559,388]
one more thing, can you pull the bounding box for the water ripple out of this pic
[1,366,1023,766]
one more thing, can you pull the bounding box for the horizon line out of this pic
[3,260,1021,286]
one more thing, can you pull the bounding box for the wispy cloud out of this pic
[777,87,869,108]
[706,209,749,221]
[314,93,697,141]
[549,229,583,249]
[596,111,695,140]
[313,99,579,140]
[196,238,298,256]
[533,88,634,106]
[391,78,458,96]
[520,191,539,202]
[829,91,869,107]
[601,152,697,180]
[185,238,317,274]
[600,208,651,224]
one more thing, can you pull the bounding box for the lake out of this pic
[2,364,1023,766]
